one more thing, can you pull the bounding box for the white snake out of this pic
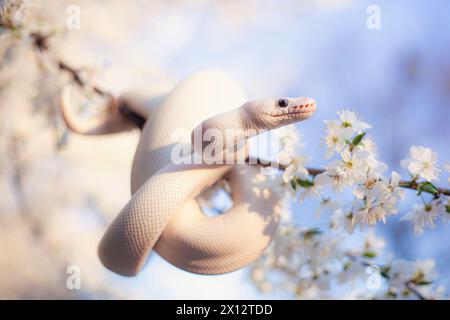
[60,70,316,276]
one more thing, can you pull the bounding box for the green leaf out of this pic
[362,251,377,259]
[445,205,450,214]
[414,280,433,286]
[290,179,297,190]
[296,177,314,188]
[342,121,352,128]
[303,228,322,240]
[417,181,439,196]
[343,262,351,271]
[380,266,390,279]
[351,132,366,146]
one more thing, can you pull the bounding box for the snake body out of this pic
[61,70,316,276]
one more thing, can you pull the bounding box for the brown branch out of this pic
[57,61,111,97]
[405,281,427,300]
[398,180,450,197]
[246,157,450,196]
[27,31,112,98]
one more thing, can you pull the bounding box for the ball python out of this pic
[60,70,317,276]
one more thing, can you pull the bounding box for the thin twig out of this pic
[405,281,427,300]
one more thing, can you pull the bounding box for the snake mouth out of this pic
[265,101,317,119]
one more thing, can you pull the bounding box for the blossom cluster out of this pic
[251,109,450,299]
[251,226,445,299]
[275,109,449,235]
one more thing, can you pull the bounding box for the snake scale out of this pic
[60,70,316,276]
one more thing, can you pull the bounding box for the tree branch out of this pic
[246,157,450,196]
[405,281,427,300]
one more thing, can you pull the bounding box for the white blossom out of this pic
[314,198,340,218]
[353,170,383,200]
[322,120,353,159]
[330,149,370,185]
[363,230,385,256]
[352,196,388,229]
[401,145,441,182]
[384,259,439,299]
[331,209,355,233]
[278,152,309,183]
[336,109,372,133]
[298,182,322,203]
[277,124,303,154]
[401,200,446,235]
[315,168,347,193]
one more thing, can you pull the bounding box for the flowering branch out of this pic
[252,226,443,299]
[247,157,450,196]
[345,253,428,300]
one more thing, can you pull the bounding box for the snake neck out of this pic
[192,107,269,161]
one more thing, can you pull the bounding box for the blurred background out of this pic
[0,0,449,299]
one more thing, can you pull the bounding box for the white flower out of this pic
[278,125,303,154]
[385,171,405,201]
[355,171,404,217]
[354,136,377,158]
[277,150,292,166]
[323,121,353,159]
[298,178,323,202]
[401,145,440,181]
[278,152,309,183]
[336,110,372,133]
[353,169,384,200]
[380,258,444,300]
[388,259,416,289]
[352,196,387,229]
[315,168,346,193]
[412,259,438,284]
[388,259,438,296]
[331,209,355,233]
[363,230,385,256]
[354,137,387,176]
[315,198,340,218]
[333,149,370,185]
[401,201,445,235]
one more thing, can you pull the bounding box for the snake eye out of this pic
[277,99,288,108]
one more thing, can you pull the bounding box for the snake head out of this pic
[191,96,317,161]
[244,97,317,128]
